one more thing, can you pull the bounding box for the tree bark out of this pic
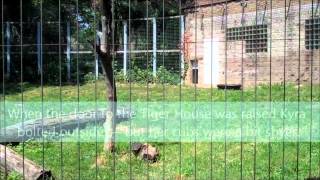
[0,145,52,180]
[0,109,131,143]
[97,0,117,152]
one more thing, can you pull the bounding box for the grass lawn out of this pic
[1,81,320,179]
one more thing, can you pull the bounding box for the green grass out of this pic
[3,81,320,102]
[1,81,320,179]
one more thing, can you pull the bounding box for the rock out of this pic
[131,143,143,155]
[131,143,159,163]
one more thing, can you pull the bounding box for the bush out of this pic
[84,72,104,83]
[115,66,181,85]
[115,70,128,83]
[155,66,181,85]
[128,66,154,83]
[84,72,96,83]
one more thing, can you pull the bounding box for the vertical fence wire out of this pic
[2,0,6,176]
[316,1,320,172]
[162,0,166,179]
[318,0,320,177]
[240,1,245,179]
[2,1,320,179]
[318,1,320,177]
[1,0,6,176]
[0,3,1,178]
[254,1,258,179]
[310,0,315,178]
[282,0,287,178]
[0,0,2,175]
[146,1,150,179]
[58,0,64,179]
[224,1,228,180]
[75,0,81,178]
[269,0,273,179]
[40,0,45,176]
[93,0,98,179]
[210,0,214,179]
[194,0,198,179]
[297,0,302,179]
[179,0,182,179]
[111,0,116,179]
[128,0,133,178]
[19,0,25,179]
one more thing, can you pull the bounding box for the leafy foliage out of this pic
[2,0,185,84]
[115,66,181,85]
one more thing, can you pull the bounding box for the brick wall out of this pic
[184,0,320,88]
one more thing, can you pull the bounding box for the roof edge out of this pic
[183,0,239,10]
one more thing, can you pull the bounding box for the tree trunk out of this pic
[0,145,53,180]
[0,109,131,143]
[97,0,117,152]
[101,58,117,152]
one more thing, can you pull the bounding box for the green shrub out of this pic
[115,70,128,83]
[155,66,181,85]
[84,72,96,83]
[115,66,181,85]
[84,72,104,83]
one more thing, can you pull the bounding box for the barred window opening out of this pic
[227,24,268,53]
[305,18,320,50]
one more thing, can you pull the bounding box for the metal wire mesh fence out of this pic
[0,0,320,179]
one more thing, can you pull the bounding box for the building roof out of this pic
[184,0,238,9]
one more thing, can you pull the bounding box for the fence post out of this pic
[123,21,128,76]
[152,17,157,77]
[180,15,185,83]
[67,22,71,82]
[6,22,11,77]
[95,56,99,79]
[95,32,100,79]
[37,22,41,75]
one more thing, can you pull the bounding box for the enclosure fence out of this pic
[2,16,184,84]
[1,0,320,180]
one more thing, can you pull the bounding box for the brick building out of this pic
[183,0,320,88]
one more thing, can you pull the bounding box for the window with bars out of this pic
[305,18,320,50]
[227,24,268,53]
